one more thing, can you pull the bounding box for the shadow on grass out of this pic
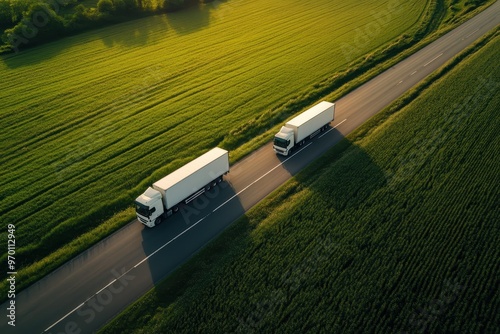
[269,123,389,225]
[98,14,169,48]
[166,2,211,35]
[0,15,168,69]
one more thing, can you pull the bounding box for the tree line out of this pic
[0,0,205,53]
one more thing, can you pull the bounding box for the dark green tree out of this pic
[97,0,115,14]
[0,0,12,30]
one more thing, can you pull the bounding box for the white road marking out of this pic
[318,119,347,138]
[44,302,86,331]
[410,71,417,76]
[424,52,443,67]
[134,214,209,268]
[213,142,312,212]
[96,279,117,294]
[45,264,140,332]
[398,80,403,85]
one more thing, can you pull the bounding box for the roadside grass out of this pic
[100,28,500,334]
[0,0,494,296]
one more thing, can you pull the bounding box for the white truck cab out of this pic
[134,187,165,228]
[273,126,295,156]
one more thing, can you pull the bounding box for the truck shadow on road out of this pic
[139,179,243,285]
[277,125,345,175]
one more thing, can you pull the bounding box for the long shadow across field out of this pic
[166,3,211,35]
[99,15,168,48]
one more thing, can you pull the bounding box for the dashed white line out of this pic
[215,118,348,212]
[213,142,312,212]
[44,302,86,332]
[410,71,417,76]
[134,214,209,268]
[424,53,443,67]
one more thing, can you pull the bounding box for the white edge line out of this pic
[424,52,443,67]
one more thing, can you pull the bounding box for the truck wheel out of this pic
[217,176,222,183]
[206,184,211,191]
[154,217,162,226]
[173,206,179,213]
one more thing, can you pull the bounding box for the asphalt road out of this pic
[2,2,499,333]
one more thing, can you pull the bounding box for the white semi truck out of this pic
[135,147,230,227]
[273,101,335,156]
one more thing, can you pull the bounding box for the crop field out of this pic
[0,0,429,272]
[101,31,500,333]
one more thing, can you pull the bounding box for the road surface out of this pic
[2,2,499,333]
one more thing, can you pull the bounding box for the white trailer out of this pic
[273,101,335,156]
[135,147,229,227]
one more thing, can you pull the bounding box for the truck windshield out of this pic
[135,202,151,217]
[274,137,289,148]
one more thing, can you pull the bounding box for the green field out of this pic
[0,0,430,270]
[101,30,500,333]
